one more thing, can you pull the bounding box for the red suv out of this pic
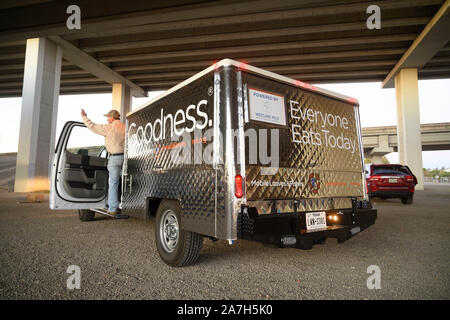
[366,164,418,204]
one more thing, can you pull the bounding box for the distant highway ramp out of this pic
[0,153,16,191]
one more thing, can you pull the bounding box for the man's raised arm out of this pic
[81,109,108,136]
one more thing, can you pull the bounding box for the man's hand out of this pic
[81,109,87,117]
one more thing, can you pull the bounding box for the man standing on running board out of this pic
[81,108,125,215]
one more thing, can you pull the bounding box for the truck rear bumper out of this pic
[238,205,377,249]
[369,190,413,199]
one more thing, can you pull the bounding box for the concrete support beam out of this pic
[14,38,62,192]
[48,36,146,98]
[0,0,318,42]
[62,0,440,41]
[366,134,394,164]
[395,68,424,190]
[80,17,427,53]
[370,155,385,164]
[382,0,450,88]
[371,134,394,155]
[96,34,414,63]
[112,83,132,122]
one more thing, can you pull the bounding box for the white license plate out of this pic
[389,178,397,183]
[306,211,327,231]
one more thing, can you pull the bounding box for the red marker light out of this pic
[348,97,358,104]
[238,61,248,71]
[304,82,317,91]
[294,80,317,91]
[235,175,243,198]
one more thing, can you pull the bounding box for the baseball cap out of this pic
[104,109,121,120]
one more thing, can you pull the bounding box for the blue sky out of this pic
[0,79,449,169]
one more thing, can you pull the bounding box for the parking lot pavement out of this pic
[0,184,449,300]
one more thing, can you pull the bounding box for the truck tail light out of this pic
[405,175,414,182]
[235,175,243,198]
[369,176,380,181]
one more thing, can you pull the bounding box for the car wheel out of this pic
[401,195,413,205]
[155,200,203,267]
[78,209,95,221]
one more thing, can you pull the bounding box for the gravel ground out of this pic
[0,185,449,300]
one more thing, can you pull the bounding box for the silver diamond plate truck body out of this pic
[122,59,370,241]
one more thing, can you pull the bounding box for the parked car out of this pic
[366,164,417,204]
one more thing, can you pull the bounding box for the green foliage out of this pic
[423,168,450,177]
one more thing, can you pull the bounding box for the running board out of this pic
[90,208,129,219]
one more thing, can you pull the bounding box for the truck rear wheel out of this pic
[155,200,203,267]
[78,209,95,221]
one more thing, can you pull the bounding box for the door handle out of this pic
[129,175,132,194]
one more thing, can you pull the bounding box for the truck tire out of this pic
[401,195,413,205]
[78,209,95,221]
[155,200,203,267]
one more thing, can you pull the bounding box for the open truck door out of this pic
[50,121,109,211]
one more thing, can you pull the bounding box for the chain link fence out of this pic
[424,176,450,183]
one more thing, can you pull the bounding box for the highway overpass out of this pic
[362,122,450,163]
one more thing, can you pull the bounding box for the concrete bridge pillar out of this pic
[366,134,393,164]
[395,68,424,190]
[370,155,385,165]
[112,83,132,123]
[14,38,62,192]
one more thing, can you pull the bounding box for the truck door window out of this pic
[66,126,105,156]
[98,147,108,158]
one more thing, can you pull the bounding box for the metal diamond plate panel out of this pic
[120,64,366,239]
[247,197,354,215]
[123,73,219,237]
[241,72,364,205]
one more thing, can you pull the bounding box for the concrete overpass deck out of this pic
[0,0,449,97]
[363,123,450,163]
